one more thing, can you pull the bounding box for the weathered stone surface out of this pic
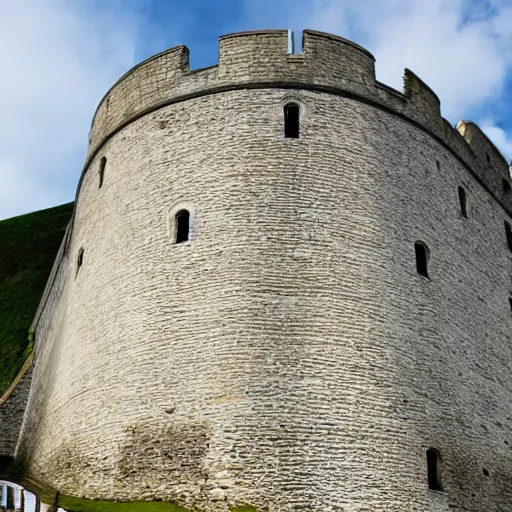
[9,29,512,511]
[0,366,32,459]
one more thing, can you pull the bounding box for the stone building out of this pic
[1,29,512,511]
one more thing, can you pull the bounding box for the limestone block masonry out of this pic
[9,29,512,511]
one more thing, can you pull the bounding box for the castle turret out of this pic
[13,30,512,511]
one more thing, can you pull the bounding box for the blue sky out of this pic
[0,0,511,219]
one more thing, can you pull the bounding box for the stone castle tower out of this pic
[5,29,512,511]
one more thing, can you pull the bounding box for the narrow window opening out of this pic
[503,179,511,195]
[99,157,106,188]
[509,296,512,312]
[76,248,84,274]
[483,468,489,477]
[436,160,441,171]
[175,209,190,244]
[505,221,512,252]
[486,153,491,164]
[458,186,467,218]
[427,448,442,491]
[284,103,300,139]
[415,241,430,279]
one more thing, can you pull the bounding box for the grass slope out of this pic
[58,497,192,512]
[58,496,258,512]
[0,202,73,396]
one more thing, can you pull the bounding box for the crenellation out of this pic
[89,45,190,151]
[456,121,512,209]
[301,29,376,87]
[439,117,477,171]
[457,121,509,171]
[218,30,291,81]
[402,68,442,135]
[375,80,406,101]
[86,29,380,161]
[86,29,509,220]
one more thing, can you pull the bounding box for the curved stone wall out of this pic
[16,30,512,511]
[84,30,511,219]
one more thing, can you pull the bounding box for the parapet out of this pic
[217,29,376,85]
[89,45,191,152]
[402,69,440,133]
[454,121,512,209]
[85,29,510,215]
[87,29,381,154]
[457,121,508,170]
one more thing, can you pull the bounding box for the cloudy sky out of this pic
[0,0,511,219]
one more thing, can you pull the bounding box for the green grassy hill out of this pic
[0,202,73,396]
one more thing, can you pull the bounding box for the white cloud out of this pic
[481,121,512,163]
[270,0,512,158]
[2,0,512,220]
[367,0,511,120]
[0,0,142,219]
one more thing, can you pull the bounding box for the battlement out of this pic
[457,120,509,169]
[86,29,510,215]
[88,29,379,154]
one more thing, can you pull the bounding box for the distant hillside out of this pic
[0,203,73,396]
